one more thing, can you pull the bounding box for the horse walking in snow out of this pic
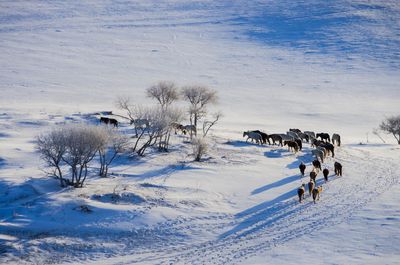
[243,131,262,144]
[332,133,341,146]
[317,133,330,143]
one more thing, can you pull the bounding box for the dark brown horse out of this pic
[316,133,330,143]
[312,159,321,171]
[334,162,343,176]
[284,140,299,153]
[310,171,317,183]
[298,183,306,203]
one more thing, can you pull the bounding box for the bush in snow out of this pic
[37,124,115,187]
[192,137,208,161]
[380,115,400,144]
[98,127,130,177]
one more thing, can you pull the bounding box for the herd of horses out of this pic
[99,116,197,135]
[243,128,343,204]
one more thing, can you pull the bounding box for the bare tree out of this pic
[380,115,400,144]
[37,124,107,187]
[181,85,217,138]
[192,137,208,161]
[36,127,67,187]
[202,112,223,137]
[98,128,130,177]
[62,124,108,187]
[147,81,179,110]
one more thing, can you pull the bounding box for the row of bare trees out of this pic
[117,81,221,160]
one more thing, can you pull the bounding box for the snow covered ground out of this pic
[0,0,399,264]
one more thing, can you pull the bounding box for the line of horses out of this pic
[242,128,343,204]
[298,160,342,203]
[99,116,197,136]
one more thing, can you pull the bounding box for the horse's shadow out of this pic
[251,174,299,195]
[225,140,265,148]
[264,148,290,158]
[286,151,314,169]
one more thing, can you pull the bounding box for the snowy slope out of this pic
[0,0,399,264]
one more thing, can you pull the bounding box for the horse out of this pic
[287,131,301,140]
[280,134,294,142]
[252,130,270,144]
[171,122,185,134]
[108,118,118,127]
[294,139,302,150]
[312,186,323,203]
[334,162,342,176]
[312,159,322,171]
[308,179,315,195]
[299,162,306,177]
[311,149,324,163]
[131,118,150,128]
[243,131,262,144]
[321,142,335,157]
[298,183,306,203]
[284,140,299,153]
[332,133,341,146]
[311,138,324,148]
[100,117,110,125]
[184,125,197,135]
[268,134,283,146]
[310,171,317,183]
[323,168,329,182]
[316,133,330,143]
[304,131,316,138]
[298,132,310,143]
[290,128,302,134]
[317,146,327,159]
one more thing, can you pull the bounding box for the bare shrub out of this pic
[98,128,130,177]
[36,124,108,188]
[36,127,67,187]
[380,115,400,144]
[192,137,208,161]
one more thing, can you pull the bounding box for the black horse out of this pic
[312,159,321,171]
[316,133,330,143]
[268,134,283,146]
[252,130,270,145]
[323,168,329,182]
[294,139,302,150]
[100,117,110,124]
[299,162,306,177]
[321,142,335,157]
[108,118,118,127]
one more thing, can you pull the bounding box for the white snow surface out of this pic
[0,0,399,264]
